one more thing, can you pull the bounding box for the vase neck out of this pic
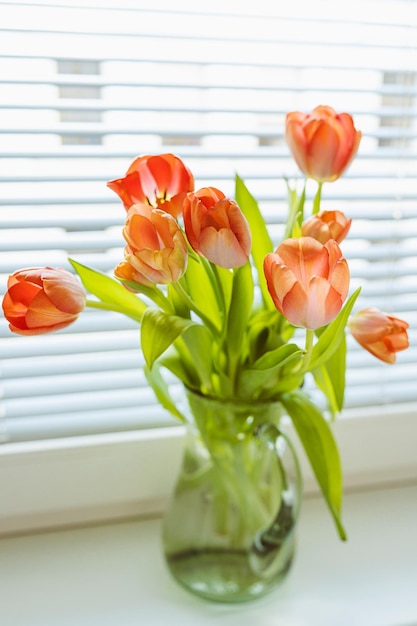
[183,389,284,443]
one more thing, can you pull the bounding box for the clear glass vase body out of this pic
[162,389,302,603]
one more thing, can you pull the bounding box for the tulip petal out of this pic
[25,290,78,328]
[199,227,249,268]
[363,340,397,364]
[280,281,309,328]
[285,120,309,177]
[276,238,329,286]
[336,113,362,172]
[43,274,86,314]
[308,122,340,182]
[107,171,146,209]
[264,257,298,309]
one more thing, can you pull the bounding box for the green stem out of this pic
[210,263,230,332]
[312,182,323,215]
[302,329,315,372]
[147,286,174,312]
[209,437,273,542]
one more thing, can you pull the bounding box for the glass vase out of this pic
[162,388,302,603]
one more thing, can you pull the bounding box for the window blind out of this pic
[0,0,416,443]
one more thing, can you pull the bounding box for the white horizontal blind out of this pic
[0,0,416,443]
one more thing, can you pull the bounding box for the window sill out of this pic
[1,403,417,536]
[1,482,416,626]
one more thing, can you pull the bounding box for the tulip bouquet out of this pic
[2,106,409,540]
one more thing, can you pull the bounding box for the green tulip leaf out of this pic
[308,288,361,372]
[251,342,302,371]
[69,259,146,322]
[141,308,198,369]
[227,263,254,360]
[235,175,274,308]
[281,390,347,541]
[180,324,216,393]
[144,362,186,422]
[158,353,194,388]
[239,344,303,398]
[182,255,223,331]
[313,333,347,417]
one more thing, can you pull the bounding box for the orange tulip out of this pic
[301,210,352,244]
[285,105,361,183]
[119,203,188,285]
[348,307,409,364]
[107,153,194,217]
[183,187,251,269]
[264,237,350,330]
[2,267,86,335]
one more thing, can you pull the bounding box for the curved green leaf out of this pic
[69,259,146,322]
[182,255,222,331]
[313,333,347,417]
[238,344,303,398]
[144,363,186,422]
[141,308,198,369]
[281,390,347,541]
[227,263,254,359]
[252,343,301,371]
[180,324,215,393]
[308,288,361,372]
[235,175,273,308]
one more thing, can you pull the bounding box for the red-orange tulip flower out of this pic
[183,187,251,269]
[302,210,352,244]
[285,105,361,183]
[119,203,188,285]
[348,307,409,364]
[107,153,194,217]
[264,237,350,330]
[2,267,86,335]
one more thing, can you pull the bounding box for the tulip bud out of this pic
[285,105,361,183]
[302,210,352,244]
[2,267,86,335]
[119,203,188,285]
[107,153,194,217]
[264,237,350,330]
[183,187,251,269]
[348,307,409,364]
